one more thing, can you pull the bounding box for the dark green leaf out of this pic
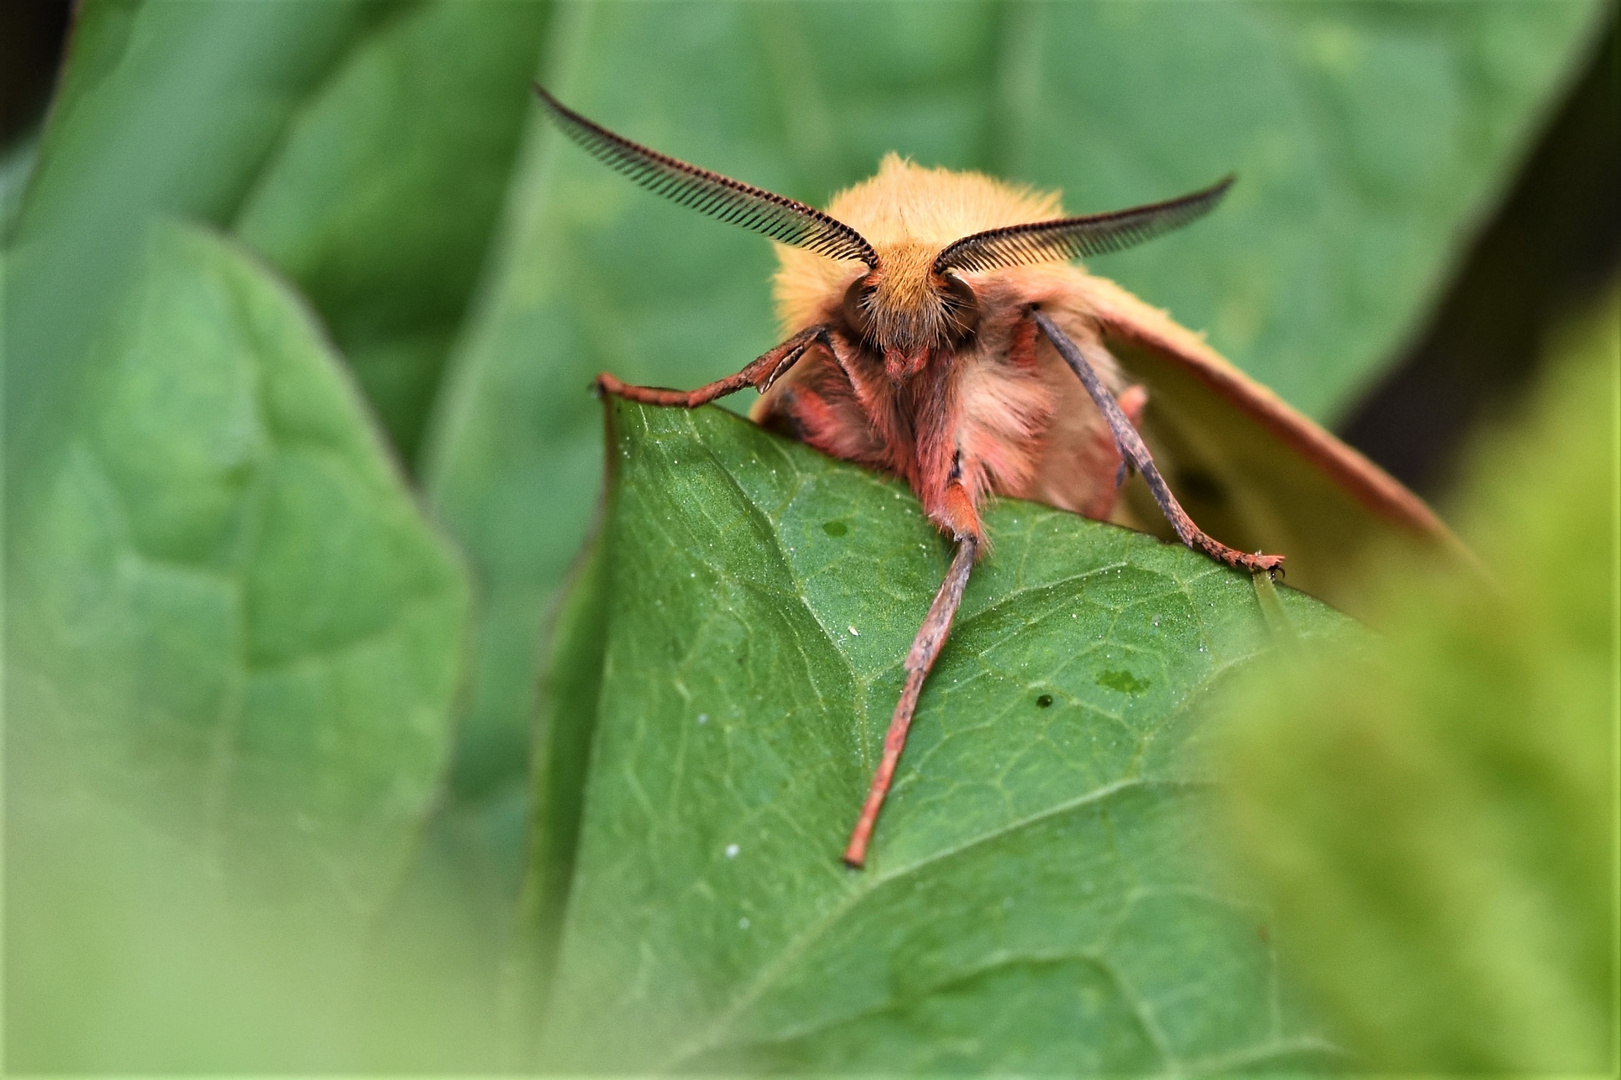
[4,0,557,968]
[531,399,1359,1070]
[236,0,553,461]
[1014,1,1608,415]
[6,221,469,910]
[424,0,1604,828]
[5,0,388,509]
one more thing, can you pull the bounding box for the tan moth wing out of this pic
[1065,273,1467,614]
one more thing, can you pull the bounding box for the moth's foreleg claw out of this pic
[1241,551,1286,578]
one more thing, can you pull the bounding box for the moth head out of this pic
[833,168,1235,382]
[841,243,981,383]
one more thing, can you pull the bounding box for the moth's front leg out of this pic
[1032,309,1284,576]
[595,324,830,407]
[844,530,978,869]
[1077,384,1148,521]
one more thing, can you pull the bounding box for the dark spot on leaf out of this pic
[1036,694,1054,708]
[1097,669,1150,695]
[822,520,848,537]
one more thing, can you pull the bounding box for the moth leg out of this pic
[1079,384,1147,520]
[844,533,978,869]
[596,324,829,407]
[1032,309,1284,575]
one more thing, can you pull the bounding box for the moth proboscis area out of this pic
[534,84,1457,869]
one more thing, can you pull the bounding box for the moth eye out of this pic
[841,276,877,340]
[941,272,980,339]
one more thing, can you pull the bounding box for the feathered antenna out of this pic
[933,175,1234,275]
[535,85,879,268]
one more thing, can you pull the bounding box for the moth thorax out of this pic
[866,242,977,383]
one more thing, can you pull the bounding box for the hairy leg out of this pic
[597,324,830,407]
[1033,309,1284,575]
[844,533,978,868]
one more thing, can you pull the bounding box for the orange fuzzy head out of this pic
[778,156,1062,382]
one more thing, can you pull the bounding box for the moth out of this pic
[534,86,1453,868]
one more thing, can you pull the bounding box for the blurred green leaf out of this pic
[4,0,389,510]
[1036,0,1608,416]
[1216,288,1620,1071]
[227,0,559,993]
[530,399,1359,1070]
[6,221,470,917]
[6,773,519,1072]
[424,0,1604,833]
[236,0,552,461]
[3,1,554,996]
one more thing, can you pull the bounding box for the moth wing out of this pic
[1070,274,1471,614]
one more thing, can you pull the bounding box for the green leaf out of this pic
[516,532,610,999]
[529,399,1359,1070]
[2,8,541,1058]
[6,0,554,497]
[4,0,554,954]
[227,0,559,982]
[4,0,389,509]
[424,0,1603,828]
[1215,288,1620,1071]
[235,0,553,461]
[1018,0,1608,416]
[5,221,470,912]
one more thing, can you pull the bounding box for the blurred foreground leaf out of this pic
[6,777,513,1071]
[526,400,1360,1070]
[425,0,1605,824]
[5,222,472,1068]
[1217,289,1620,1071]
